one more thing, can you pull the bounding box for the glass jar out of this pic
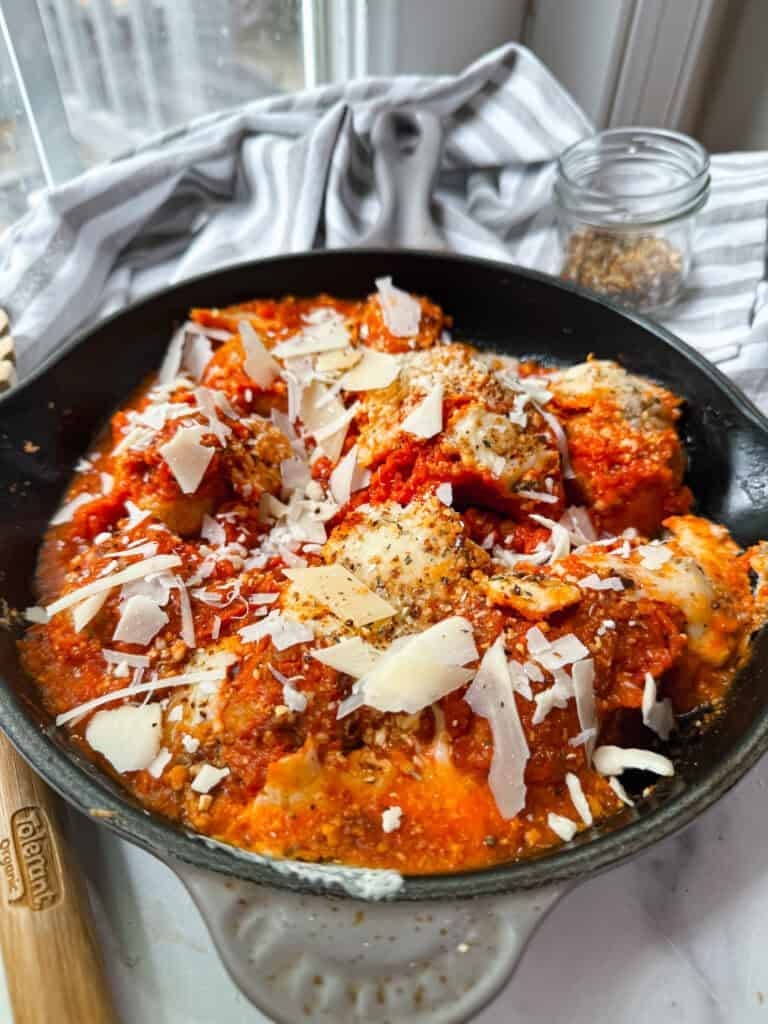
[553,128,710,314]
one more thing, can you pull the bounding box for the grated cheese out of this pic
[381,806,403,833]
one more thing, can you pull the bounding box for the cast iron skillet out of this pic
[1,249,768,906]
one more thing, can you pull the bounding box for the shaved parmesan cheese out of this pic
[56,666,234,726]
[51,491,96,525]
[436,483,453,506]
[547,812,578,842]
[284,564,396,626]
[159,426,214,495]
[239,610,314,650]
[560,506,597,546]
[316,348,362,373]
[46,554,182,617]
[312,402,359,444]
[593,745,675,777]
[641,672,675,740]
[329,445,361,505]
[182,332,213,380]
[181,734,200,753]
[597,619,616,636]
[565,772,593,826]
[523,660,544,682]
[71,592,108,632]
[311,637,380,678]
[174,578,196,647]
[147,747,172,779]
[508,660,533,700]
[85,703,162,773]
[638,543,672,570]
[268,665,308,713]
[526,626,550,655]
[571,658,597,761]
[529,514,571,563]
[280,457,311,492]
[113,595,168,646]
[211,615,221,640]
[609,775,635,806]
[240,320,279,387]
[534,634,590,672]
[375,276,422,337]
[342,617,477,717]
[569,728,597,749]
[339,348,400,391]
[538,407,575,478]
[532,675,573,725]
[402,382,443,439]
[102,649,150,669]
[24,606,48,624]
[200,514,226,548]
[578,573,624,592]
[465,636,529,818]
[518,489,558,504]
[273,317,350,358]
[381,806,403,833]
[158,324,186,386]
[191,763,229,794]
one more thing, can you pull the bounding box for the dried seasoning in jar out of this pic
[554,129,710,314]
[561,229,684,312]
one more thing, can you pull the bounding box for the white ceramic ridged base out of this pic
[174,862,566,1024]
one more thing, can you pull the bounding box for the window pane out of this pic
[0,30,48,233]
[36,0,305,167]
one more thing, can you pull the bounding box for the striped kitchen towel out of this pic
[0,42,766,404]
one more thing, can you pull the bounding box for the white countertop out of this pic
[2,755,767,1024]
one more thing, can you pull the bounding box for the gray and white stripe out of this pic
[1,42,766,406]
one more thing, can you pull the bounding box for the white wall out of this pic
[366,0,527,77]
[696,0,768,152]
[524,0,634,125]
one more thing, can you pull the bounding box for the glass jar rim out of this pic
[554,127,710,226]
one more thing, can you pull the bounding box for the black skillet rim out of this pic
[2,248,768,902]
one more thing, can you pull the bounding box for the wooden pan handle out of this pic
[0,732,117,1023]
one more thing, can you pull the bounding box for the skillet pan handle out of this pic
[358,108,446,250]
[173,861,567,1024]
